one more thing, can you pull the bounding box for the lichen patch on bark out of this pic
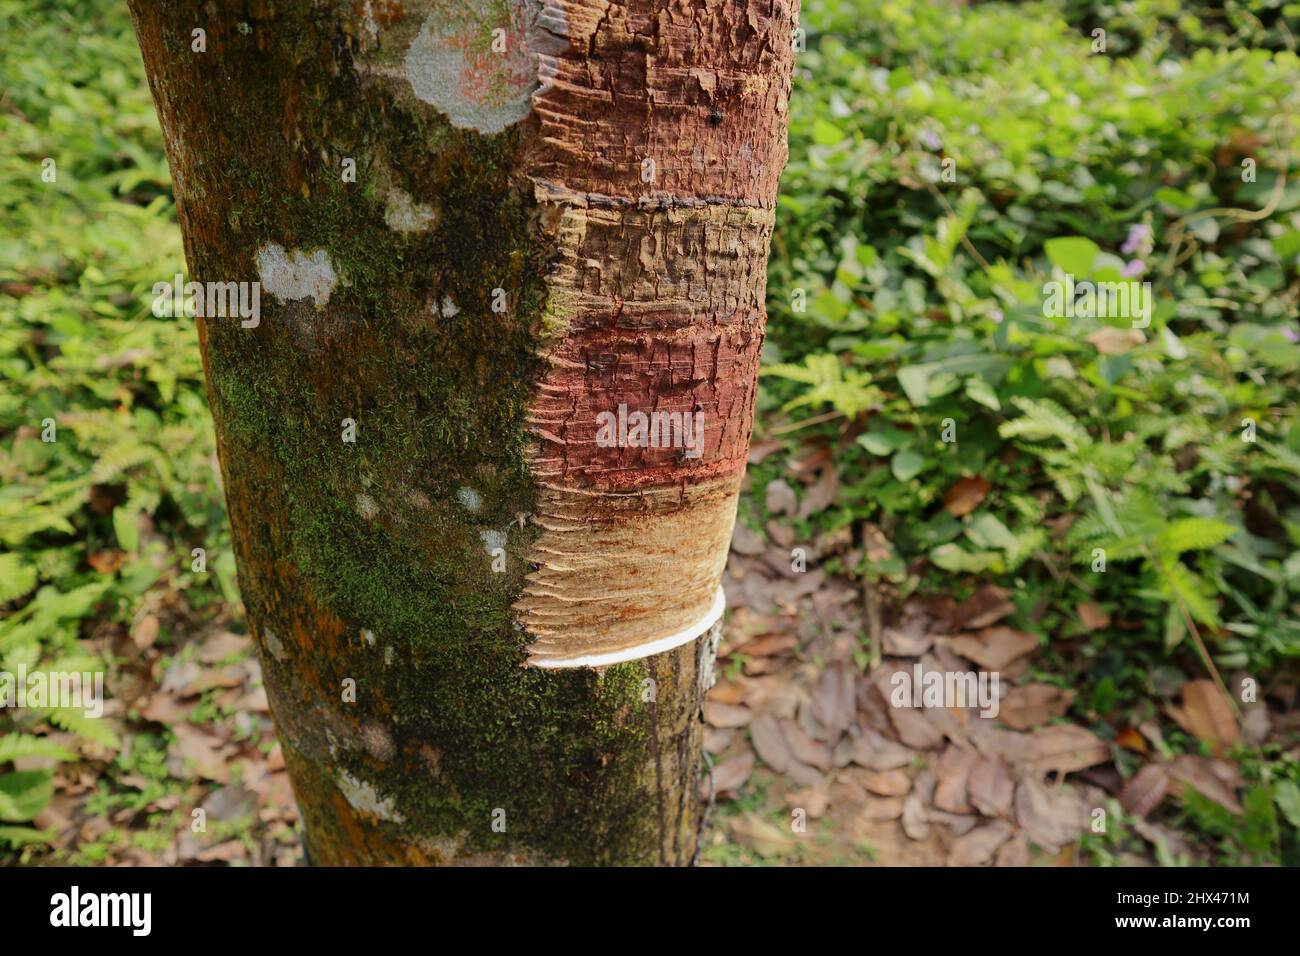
[256,244,340,306]
[337,770,405,822]
[401,0,568,134]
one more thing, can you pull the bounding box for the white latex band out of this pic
[530,585,726,669]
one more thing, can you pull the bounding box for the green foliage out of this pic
[0,733,75,847]
[765,0,1300,679]
[0,1,228,787]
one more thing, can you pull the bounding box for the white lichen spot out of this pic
[362,627,376,647]
[337,770,404,822]
[383,645,395,667]
[356,493,379,520]
[237,21,252,36]
[384,185,437,233]
[262,626,286,662]
[361,722,396,762]
[457,486,481,512]
[256,243,338,306]
[440,295,460,318]
[403,2,568,134]
[480,529,507,555]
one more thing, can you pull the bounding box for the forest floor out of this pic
[698,451,1298,867]
[26,492,1293,868]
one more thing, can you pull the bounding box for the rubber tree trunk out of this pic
[128,0,796,865]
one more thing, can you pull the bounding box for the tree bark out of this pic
[128,0,795,865]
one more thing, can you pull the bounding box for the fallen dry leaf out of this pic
[933,746,978,814]
[729,812,797,856]
[858,768,911,797]
[764,478,798,516]
[808,664,856,743]
[1014,779,1088,852]
[704,701,752,729]
[749,715,793,773]
[195,631,253,663]
[999,683,1075,730]
[944,475,992,518]
[705,727,736,753]
[847,728,915,771]
[711,750,755,795]
[1115,727,1148,754]
[968,755,1015,817]
[87,549,127,574]
[201,784,258,823]
[946,626,1038,670]
[139,694,194,726]
[730,523,766,556]
[897,623,943,658]
[1168,755,1242,814]
[1077,601,1111,631]
[797,466,839,520]
[193,840,248,864]
[972,723,1110,776]
[859,796,905,822]
[995,834,1031,867]
[948,820,1013,866]
[780,719,834,772]
[1178,680,1239,755]
[902,793,930,840]
[734,634,797,658]
[888,705,946,750]
[1119,763,1170,818]
[132,614,160,650]
[788,786,830,819]
[167,724,231,783]
[953,586,1015,630]
[1022,725,1110,776]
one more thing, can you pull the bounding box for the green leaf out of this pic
[1272,229,1300,261]
[1158,560,1220,628]
[930,543,1004,574]
[0,553,38,604]
[964,375,1001,411]
[0,734,76,764]
[0,769,54,822]
[966,513,1018,551]
[1163,603,1186,652]
[1274,780,1300,830]
[1242,785,1279,857]
[999,397,1090,450]
[1153,518,1236,555]
[1044,236,1100,276]
[891,449,926,481]
[811,119,845,146]
[38,707,120,751]
[113,505,140,553]
[897,353,1010,408]
[0,824,53,847]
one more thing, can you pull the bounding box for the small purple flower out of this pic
[918,129,942,151]
[990,309,1004,324]
[1121,259,1146,277]
[1121,223,1152,256]
[1284,327,1300,343]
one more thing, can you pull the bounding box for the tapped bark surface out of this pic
[128,0,795,865]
